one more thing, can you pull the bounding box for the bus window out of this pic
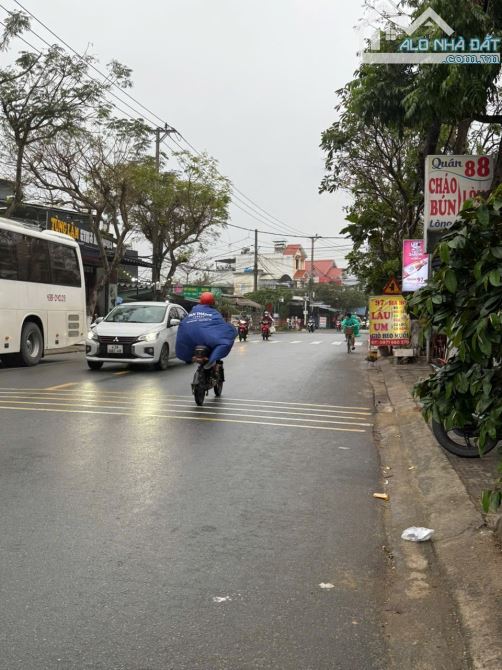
[27,237,51,284]
[49,243,81,287]
[0,229,18,280]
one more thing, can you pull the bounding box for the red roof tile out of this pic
[283,244,306,257]
[305,260,343,284]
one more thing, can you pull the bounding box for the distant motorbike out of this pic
[261,323,271,341]
[237,320,249,342]
[307,321,315,333]
[191,345,224,406]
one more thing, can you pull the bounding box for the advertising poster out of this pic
[369,296,410,347]
[402,240,429,292]
[424,155,494,232]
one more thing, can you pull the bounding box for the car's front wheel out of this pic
[87,360,103,370]
[155,343,170,371]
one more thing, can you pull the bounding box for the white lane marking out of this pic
[0,396,373,422]
[0,389,371,411]
[44,382,78,391]
[332,342,343,345]
[290,340,302,344]
[0,388,372,414]
[0,405,366,433]
[0,399,372,427]
[310,341,323,345]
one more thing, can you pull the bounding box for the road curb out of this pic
[44,345,85,356]
[371,359,502,670]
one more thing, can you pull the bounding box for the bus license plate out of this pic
[107,344,123,354]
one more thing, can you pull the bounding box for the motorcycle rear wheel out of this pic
[431,419,497,458]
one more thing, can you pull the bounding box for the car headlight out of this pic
[87,330,98,341]
[137,331,160,342]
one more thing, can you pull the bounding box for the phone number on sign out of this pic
[47,293,66,302]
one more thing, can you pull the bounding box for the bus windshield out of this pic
[105,305,167,324]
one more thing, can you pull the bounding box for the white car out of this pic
[86,301,187,371]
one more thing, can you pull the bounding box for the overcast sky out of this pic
[5,0,365,266]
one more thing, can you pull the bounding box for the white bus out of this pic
[0,217,86,366]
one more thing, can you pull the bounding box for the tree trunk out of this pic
[87,283,100,322]
[418,119,441,188]
[453,118,472,154]
[491,133,502,190]
[6,141,25,218]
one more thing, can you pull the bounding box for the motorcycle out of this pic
[429,361,500,457]
[191,345,224,406]
[307,321,315,333]
[237,320,249,342]
[261,322,271,341]
[431,419,499,458]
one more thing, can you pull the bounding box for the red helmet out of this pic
[199,291,215,305]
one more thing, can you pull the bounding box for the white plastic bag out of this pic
[401,527,434,542]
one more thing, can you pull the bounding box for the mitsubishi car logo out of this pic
[113,337,119,343]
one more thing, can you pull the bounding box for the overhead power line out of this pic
[7,0,314,241]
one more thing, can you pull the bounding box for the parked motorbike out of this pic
[431,419,499,458]
[261,323,271,341]
[429,361,500,457]
[237,320,249,342]
[191,345,224,406]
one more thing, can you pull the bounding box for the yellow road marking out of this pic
[0,404,366,432]
[0,392,372,418]
[112,371,129,376]
[44,382,78,391]
[0,399,372,427]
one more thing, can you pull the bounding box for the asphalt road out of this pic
[0,331,388,670]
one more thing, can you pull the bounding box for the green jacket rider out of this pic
[341,313,360,337]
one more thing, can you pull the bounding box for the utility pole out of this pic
[308,234,319,310]
[152,124,177,300]
[253,228,258,292]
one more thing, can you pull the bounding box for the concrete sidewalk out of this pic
[370,358,502,670]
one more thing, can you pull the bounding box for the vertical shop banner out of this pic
[425,155,494,232]
[369,296,410,347]
[402,240,429,292]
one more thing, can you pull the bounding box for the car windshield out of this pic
[104,305,167,324]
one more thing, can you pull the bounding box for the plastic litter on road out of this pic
[401,527,434,542]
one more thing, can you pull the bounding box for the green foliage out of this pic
[407,197,502,508]
[243,288,293,310]
[313,283,368,311]
[133,152,231,288]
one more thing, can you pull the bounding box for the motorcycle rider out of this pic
[307,315,315,332]
[175,292,236,370]
[261,311,273,326]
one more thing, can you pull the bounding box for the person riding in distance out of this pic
[341,312,360,337]
[261,311,273,326]
[175,292,236,369]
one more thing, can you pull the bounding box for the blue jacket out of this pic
[175,305,237,364]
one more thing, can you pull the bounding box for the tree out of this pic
[0,47,132,217]
[320,113,423,292]
[27,118,152,315]
[313,283,368,311]
[408,195,502,511]
[133,152,231,294]
[321,0,502,289]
